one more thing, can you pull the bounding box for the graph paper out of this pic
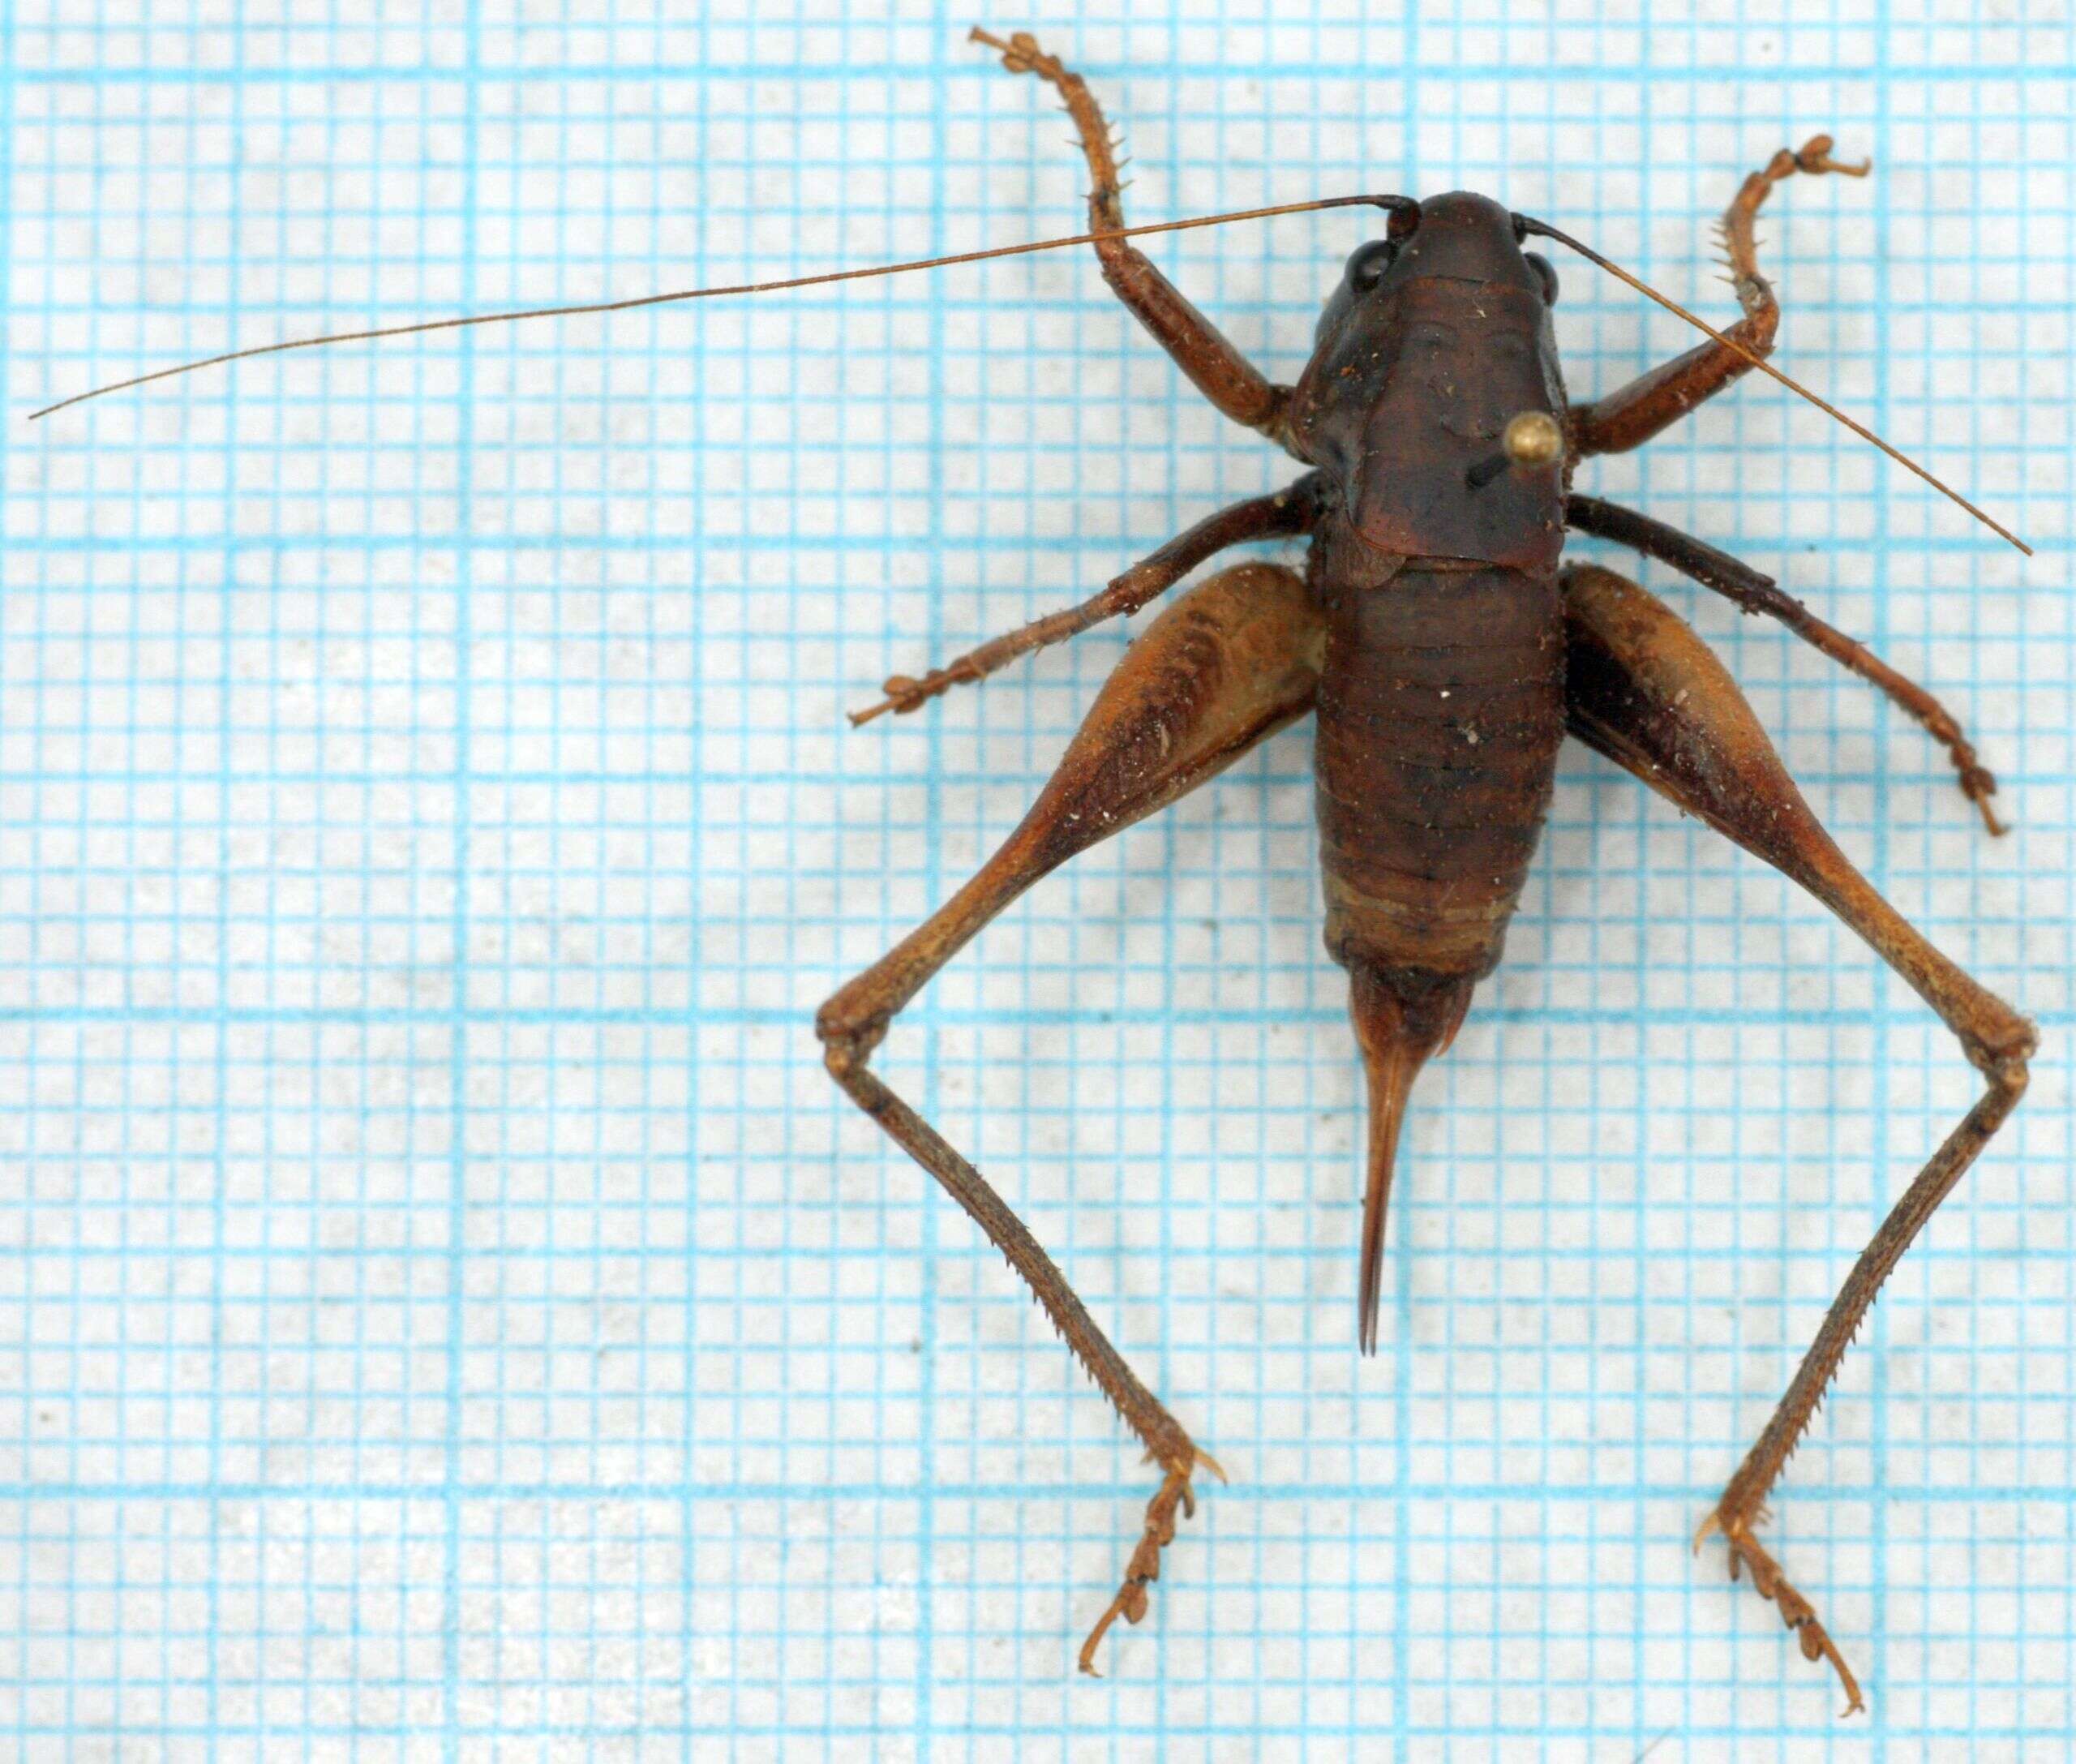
[2,1,2071,1758]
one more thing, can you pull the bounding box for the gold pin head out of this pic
[1501,410,1564,470]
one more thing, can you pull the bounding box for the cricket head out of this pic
[1287,191,1568,569]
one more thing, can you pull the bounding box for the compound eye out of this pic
[1345,238,1396,294]
[1525,251,1559,306]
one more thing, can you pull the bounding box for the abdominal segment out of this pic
[1310,543,1567,988]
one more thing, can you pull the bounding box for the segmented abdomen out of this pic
[1310,533,1567,985]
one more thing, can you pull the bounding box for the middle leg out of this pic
[1566,491,2005,832]
[851,473,1323,724]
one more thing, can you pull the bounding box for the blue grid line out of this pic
[2,3,2072,1761]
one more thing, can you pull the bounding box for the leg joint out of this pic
[1988,1042,2034,1097]
[1969,1013,2037,1089]
[814,992,887,1077]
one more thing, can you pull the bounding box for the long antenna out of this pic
[34,190,2027,558]
[1516,215,2031,557]
[28,194,1410,422]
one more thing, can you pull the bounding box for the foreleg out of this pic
[973,28,1295,444]
[1571,138,1868,457]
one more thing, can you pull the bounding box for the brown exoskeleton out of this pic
[813,34,2035,1712]
[35,25,2035,1719]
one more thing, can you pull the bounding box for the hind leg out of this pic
[820,561,1325,1672]
[1562,562,2035,1713]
